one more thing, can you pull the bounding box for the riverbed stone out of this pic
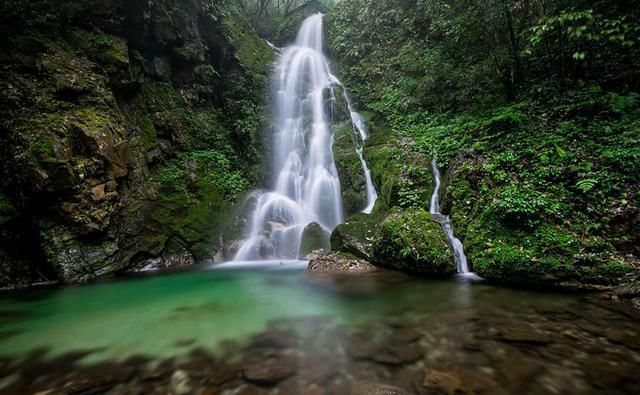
[422,367,498,395]
[243,354,297,384]
[170,370,192,395]
[308,251,379,272]
[350,380,411,395]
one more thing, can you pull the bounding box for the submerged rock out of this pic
[243,354,297,384]
[422,367,499,395]
[170,370,192,395]
[350,380,411,395]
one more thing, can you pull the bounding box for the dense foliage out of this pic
[327,0,640,285]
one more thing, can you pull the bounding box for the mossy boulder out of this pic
[300,222,331,257]
[371,208,456,276]
[332,122,367,216]
[330,212,380,260]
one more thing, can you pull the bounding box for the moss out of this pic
[147,149,251,260]
[332,122,366,216]
[0,194,16,225]
[300,223,331,256]
[331,211,383,259]
[372,208,455,276]
[27,135,55,162]
[222,3,275,79]
[139,115,158,150]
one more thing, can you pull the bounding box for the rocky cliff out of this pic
[0,0,274,287]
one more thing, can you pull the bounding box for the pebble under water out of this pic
[0,264,639,394]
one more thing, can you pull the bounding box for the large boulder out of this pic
[330,213,380,260]
[372,208,456,276]
[300,222,331,257]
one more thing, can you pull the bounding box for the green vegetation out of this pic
[0,0,274,285]
[327,0,639,285]
[372,208,455,276]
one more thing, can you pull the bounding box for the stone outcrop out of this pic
[0,0,274,286]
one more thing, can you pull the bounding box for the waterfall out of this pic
[233,14,377,261]
[429,159,473,275]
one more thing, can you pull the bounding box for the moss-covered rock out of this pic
[0,0,273,286]
[330,212,380,260]
[371,208,456,276]
[300,222,331,257]
[332,122,367,216]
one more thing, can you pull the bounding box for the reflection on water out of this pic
[0,264,639,394]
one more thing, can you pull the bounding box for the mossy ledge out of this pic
[0,0,274,287]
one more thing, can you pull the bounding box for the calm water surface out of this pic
[0,263,638,394]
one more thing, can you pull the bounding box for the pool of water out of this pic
[0,263,639,394]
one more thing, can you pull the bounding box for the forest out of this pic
[0,0,639,394]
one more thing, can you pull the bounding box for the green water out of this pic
[1,263,639,394]
[0,263,553,363]
[0,262,423,363]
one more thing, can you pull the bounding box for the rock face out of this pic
[0,0,274,286]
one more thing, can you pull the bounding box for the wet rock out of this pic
[330,213,378,260]
[604,328,640,350]
[308,252,379,272]
[248,330,298,350]
[332,122,368,216]
[300,222,331,257]
[170,370,192,395]
[298,355,340,384]
[64,378,115,394]
[236,384,271,395]
[243,354,297,385]
[582,355,638,392]
[477,322,552,345]
[422,367,498,395]
[348,330,423,365]
[371,208,456,276]
[350,380,411,395]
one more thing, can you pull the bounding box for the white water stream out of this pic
[234,14,377,261]
[429,159,473,275]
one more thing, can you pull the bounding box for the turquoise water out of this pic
[1,263,639,394]
[0,262,425,363]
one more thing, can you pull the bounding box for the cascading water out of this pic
[429,159,474,276]
[342,95,378,214]
[233,14,377,261]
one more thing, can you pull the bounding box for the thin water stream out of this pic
[430,159,473,275]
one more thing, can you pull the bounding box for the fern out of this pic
[576,178,597,193]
